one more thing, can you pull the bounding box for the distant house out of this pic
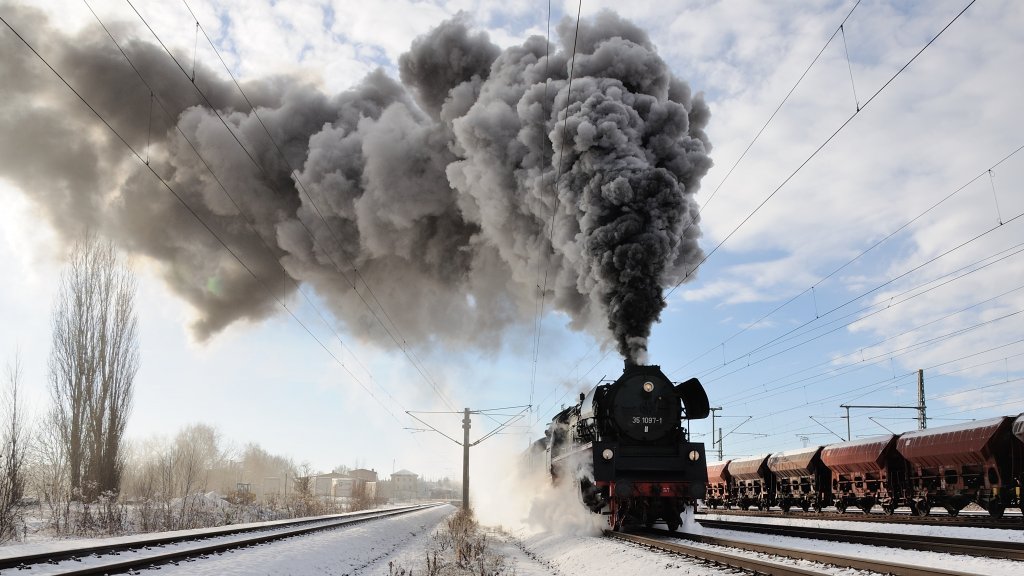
[391,469,419,501]
[300,472,351,498]
[350,468,379,483]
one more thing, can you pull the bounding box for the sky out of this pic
[1,0,1022,486]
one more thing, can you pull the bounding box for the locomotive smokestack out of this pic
[2,8,711,352]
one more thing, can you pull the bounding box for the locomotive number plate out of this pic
[633,416,664,424]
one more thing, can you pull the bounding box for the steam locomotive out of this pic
[544,362,710,531]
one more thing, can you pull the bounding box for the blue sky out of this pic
[1,0,1022,482]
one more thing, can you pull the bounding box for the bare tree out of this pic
[0,355,29,542]
[48,234,139,501]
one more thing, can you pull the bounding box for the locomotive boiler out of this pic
[546,362,710,530]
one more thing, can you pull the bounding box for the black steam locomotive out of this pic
[546,362,710,530]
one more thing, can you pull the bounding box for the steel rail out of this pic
[605,529,832,576]
[701,508,1024,529]
[0,504,441,574]
[609,527,995,576]
[697,518,1024,560]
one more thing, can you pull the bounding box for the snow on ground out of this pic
[154,505,454,575]
[4,499,1022,576]
[0,507,403,561]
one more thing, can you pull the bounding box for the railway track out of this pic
[605,527,1008,576]
[700,508,1024,529]
[697,518,1024,561]
[0,503,441,575]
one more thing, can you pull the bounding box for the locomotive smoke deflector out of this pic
[675,377,711,420]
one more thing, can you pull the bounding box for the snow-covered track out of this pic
[697,518,1024,561]
[702,508,1023,529]
[606,528,992,576]
[0,504,441,575]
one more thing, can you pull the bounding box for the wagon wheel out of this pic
[912,500,931,517]
[835,501,847,514]
[882,503,896,516]
[801,502,810,513]
[812,501,823,513]
[780,503,791,513]
[987,502,1005,519]
[944,505,960,517]
[643,510,655,529]
[666,514,681,532]
[860,503,873,514]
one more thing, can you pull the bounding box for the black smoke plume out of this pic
[0,5,711,362]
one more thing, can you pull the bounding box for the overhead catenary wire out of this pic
[123,0,456,411]
[676,0,863,242]
[721,339,1024,450]
[528,0,555,424]
[0,11,408,426]
[666,0,978,300]
[529,0,583,421]
[671,141,1024,388]
[177,0,456,412]
[713,306,1024,410]
[79,0,410,417]
[698,234,1024,390]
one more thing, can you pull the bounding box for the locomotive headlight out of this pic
[688,450,701,462]
[602,449,614,460]
[643,381,654,393]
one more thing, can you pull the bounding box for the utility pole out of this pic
[462,408,470,509]
[917,369,927,430]
[407,404,530,512]
[718,427,723,461]
[709,406,723,460]
[841,371,927,439]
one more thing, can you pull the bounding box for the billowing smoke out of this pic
[0,5,711,362]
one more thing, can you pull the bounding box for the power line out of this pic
[722,339,1024,448]
[529,0,583,420]
[700,235,1024,389]
[79,0,410,417]
[0,10,406,426]
[671,143,1024,377]
[184,0,455,411]
[676,0,863,245]
[527,0,555,422]
[123,0,455,411]
[666,0,978,299]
